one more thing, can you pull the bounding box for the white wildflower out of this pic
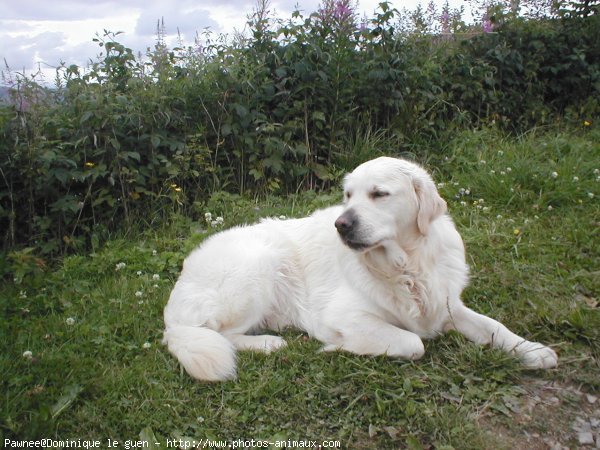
[573,176,579,182]
[115,262,126,271]
[496,214,503,219]
[152,274,160,281]
[498,150,504,156]
[215,216,224,225]
[460,201,467,206]
[551,171,558,178]
[23,350,33,359]
[588,192,595,199]
[204,212,212,223]
[65,317,75,326]
[506,167,512,173]
[135,291,143,298]
[136,270,143,276]
[152,250,157,256]
[548,205,553,211]
[142,342,151,349]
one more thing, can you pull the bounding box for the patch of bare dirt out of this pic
[478,379,599,449]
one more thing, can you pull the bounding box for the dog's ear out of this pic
[413,176,447,235]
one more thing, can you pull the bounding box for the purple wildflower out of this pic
[440,11,450,33]
[482,18,494,33]
[334,1,352,20]
[317,0,357,33]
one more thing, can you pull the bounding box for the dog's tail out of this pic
[162,325,236,381]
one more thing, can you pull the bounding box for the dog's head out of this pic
[335,157,447,251]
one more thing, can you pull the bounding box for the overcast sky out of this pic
[0,0,467,83]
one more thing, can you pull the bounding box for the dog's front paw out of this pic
[516,341,558,369]
[260,335,288,353]
[383,241,408,270]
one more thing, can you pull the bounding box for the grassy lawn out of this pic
[1,127,598,449]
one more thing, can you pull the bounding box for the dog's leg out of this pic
[447,304,558,369]
[226,334,287,353]
[321,314,425,360]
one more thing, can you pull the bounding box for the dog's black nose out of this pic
[335,211,356,237]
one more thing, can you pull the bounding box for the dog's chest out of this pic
[364,268,446,337]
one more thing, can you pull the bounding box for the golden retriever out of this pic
[163,157,558,381]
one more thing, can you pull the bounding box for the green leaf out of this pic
[125,151,141,161]
[116,95,128,106]
[221,123,232,136]
[312,111,326,122]
[249,168,263,181]
[151,135,161,148]
[110,138,121,150]
[139,427,164,449]
[233,103,249,118]
[80,111,94,124]
[263,156,283,174]
[312,163,331,181]
[406,435,424,450]
[51,384,83,419]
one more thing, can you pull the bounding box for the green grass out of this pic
[1,126,598,449]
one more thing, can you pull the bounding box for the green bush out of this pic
[441,9,599,129]
[0,1,598,255]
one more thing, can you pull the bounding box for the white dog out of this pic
[163,157,558,381]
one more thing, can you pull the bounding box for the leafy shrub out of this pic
[441,7,599,129]
[0,1,598,255]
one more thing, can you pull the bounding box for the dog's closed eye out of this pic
[369,190,390,200]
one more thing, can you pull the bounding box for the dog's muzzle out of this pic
[334,210,356,237]
[335,210,371,250]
